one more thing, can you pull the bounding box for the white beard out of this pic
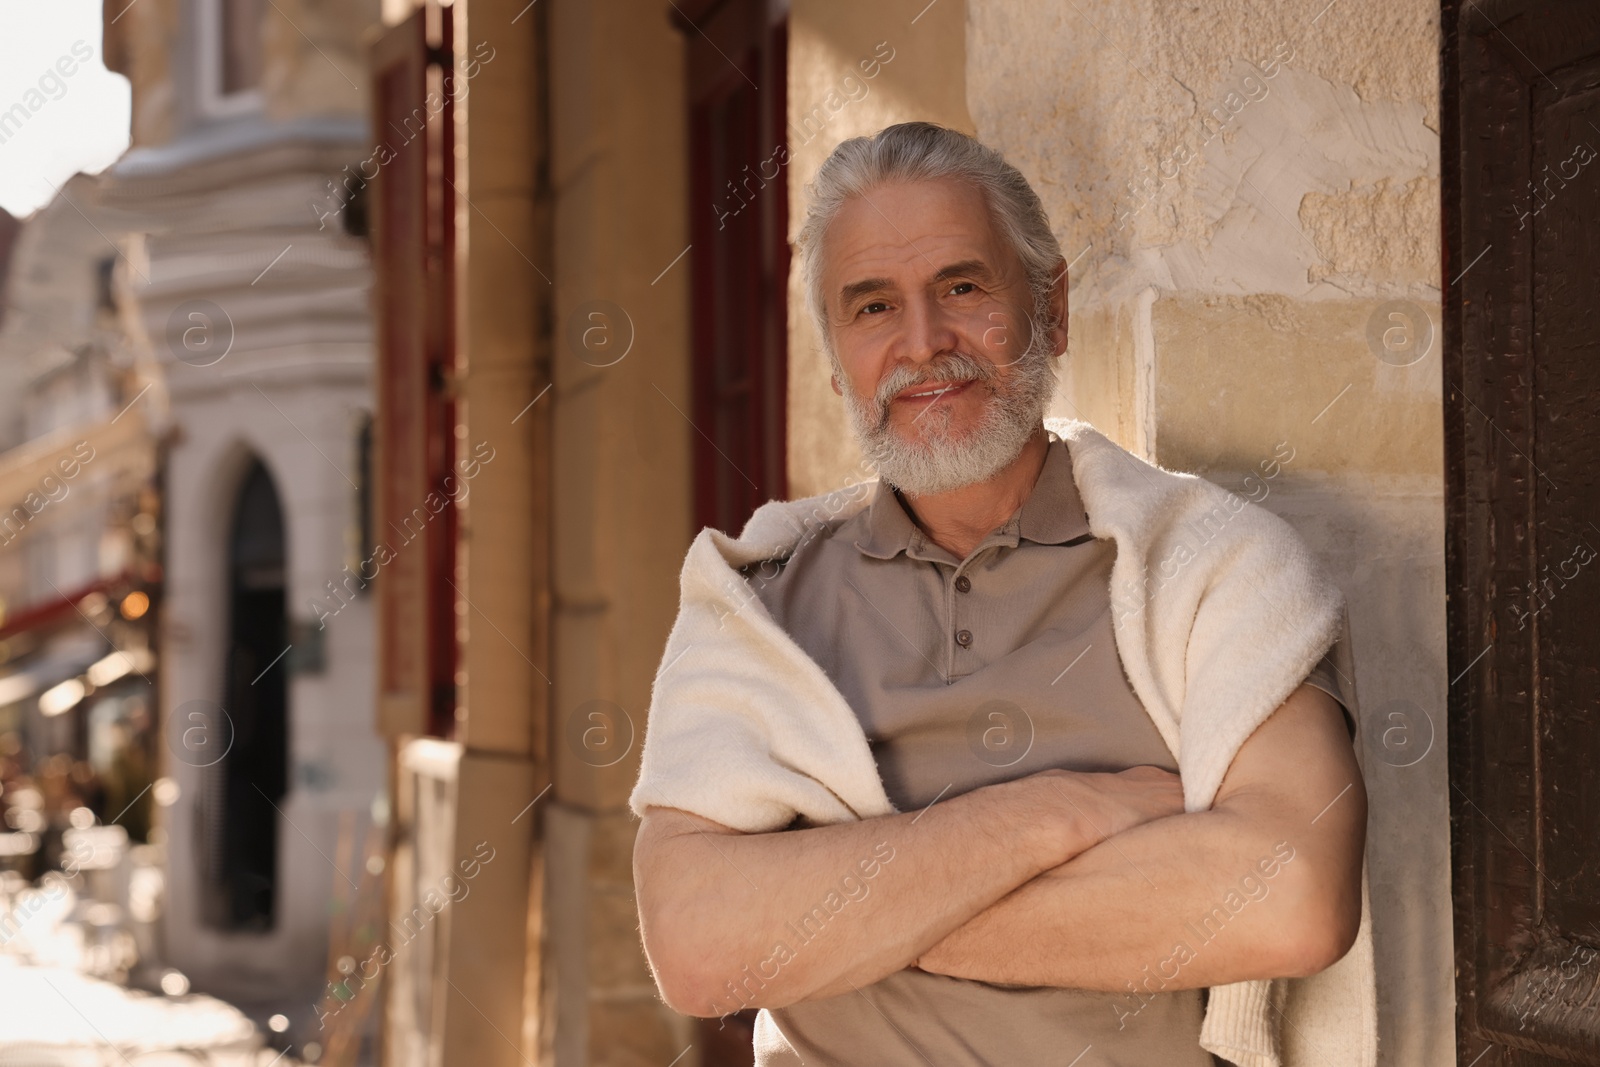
[839,320,1059,497]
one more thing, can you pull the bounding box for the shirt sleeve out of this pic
[1301,648,1355,742]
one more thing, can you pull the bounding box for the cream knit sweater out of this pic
[630,416,1377,1067]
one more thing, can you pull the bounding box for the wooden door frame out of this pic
[1445,1,1600,1062]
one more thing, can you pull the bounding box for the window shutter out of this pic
[370,4,458,741]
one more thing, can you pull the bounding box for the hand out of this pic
[1029,765,1185,850]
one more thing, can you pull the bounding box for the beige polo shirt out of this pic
[737,428,1349,1067]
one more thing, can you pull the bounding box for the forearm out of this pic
[918,688,1366,990]
[917,806,1341,989]
[635,776,1093,1016]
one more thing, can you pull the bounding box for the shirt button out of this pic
[955,628,973,647]
[954,575,972,593]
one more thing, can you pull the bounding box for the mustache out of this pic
[871,352,997,411]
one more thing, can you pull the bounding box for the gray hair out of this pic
[796,121,1066,361]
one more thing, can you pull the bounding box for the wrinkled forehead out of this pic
[819,178,1020,304]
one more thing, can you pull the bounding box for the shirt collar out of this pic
[852,429,1092,561]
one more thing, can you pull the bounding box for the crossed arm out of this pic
[632,682,1366,1018]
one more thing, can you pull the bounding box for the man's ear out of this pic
[1047,258,1070,358]
[831,375,843,396]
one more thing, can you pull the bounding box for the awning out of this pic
[0,631,108,713]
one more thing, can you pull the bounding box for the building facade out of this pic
[100,0,386,1028]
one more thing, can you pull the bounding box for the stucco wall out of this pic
[966,2,1450,1064]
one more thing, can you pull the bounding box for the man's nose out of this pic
[898,290,960,365]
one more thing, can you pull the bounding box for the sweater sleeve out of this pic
[628,529,896,832]
[1173,493,1347,812]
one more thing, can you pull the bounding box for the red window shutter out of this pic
[686,5,789,538]
[369,4,457,739]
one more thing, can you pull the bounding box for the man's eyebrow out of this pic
[838,276,893,309]
[930,259,996,284]
[837,260,997,309]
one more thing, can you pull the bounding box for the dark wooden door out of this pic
[1445,1,1600,1062]
[678,0,789,540]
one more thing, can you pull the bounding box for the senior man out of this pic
[631,122,1368,1066]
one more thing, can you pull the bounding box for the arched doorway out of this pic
[204,457,288,931]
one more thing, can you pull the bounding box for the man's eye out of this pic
[949,282,977,296]
[860,301,888,315]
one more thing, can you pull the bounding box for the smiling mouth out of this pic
[894,380,973,404]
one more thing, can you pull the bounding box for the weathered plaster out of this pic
[1301,176,1441,287]
[968,3,1440,307]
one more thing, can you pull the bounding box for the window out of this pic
[220,0,265,95]
[197,0,264,115]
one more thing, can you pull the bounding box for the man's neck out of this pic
[896,426,1051,560]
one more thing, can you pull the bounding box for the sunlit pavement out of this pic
[0,957,305,1064]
